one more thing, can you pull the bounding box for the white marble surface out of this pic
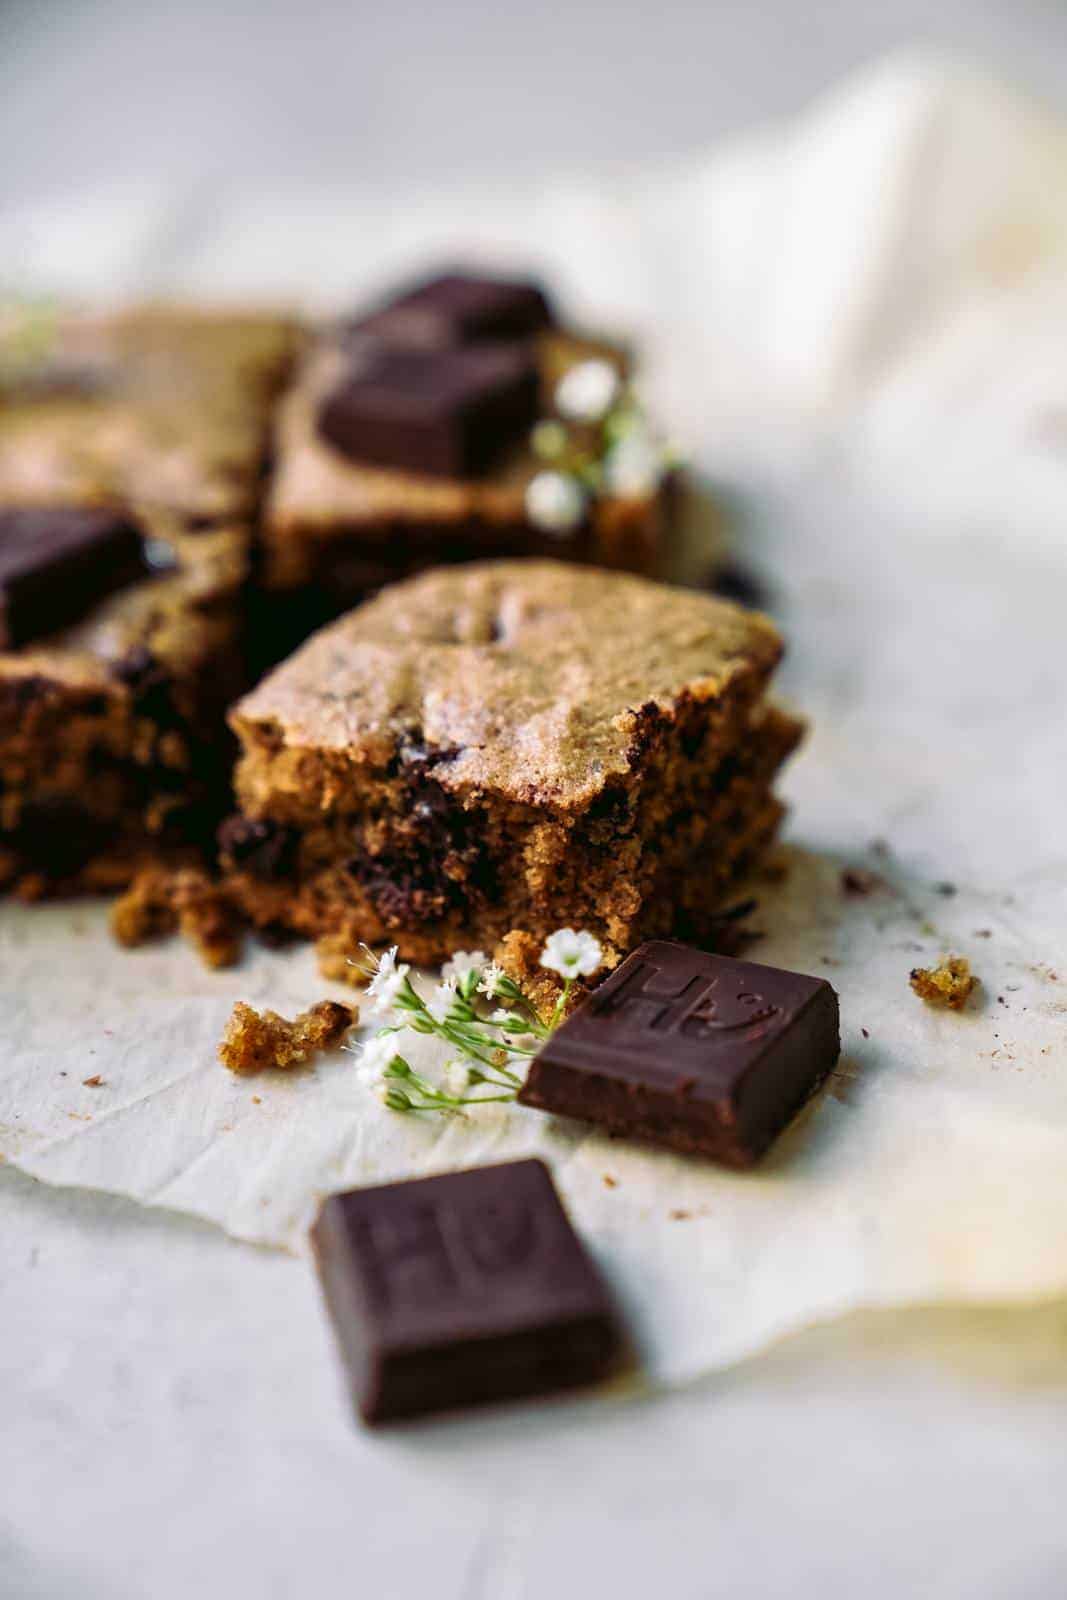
[3,12,1067,1596]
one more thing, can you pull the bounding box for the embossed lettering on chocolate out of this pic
[310,1159,620,1424]
[518,942,840,1168]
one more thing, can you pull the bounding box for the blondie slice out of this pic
[221,560,801,968]
[258,270,676,645]
[0,307,296,894]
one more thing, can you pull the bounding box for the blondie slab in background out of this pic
[262,322,671,614]
[0,308,295,892]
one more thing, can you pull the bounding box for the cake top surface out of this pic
[0,306,296,519]
[233,560,782,808]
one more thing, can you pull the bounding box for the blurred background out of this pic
[4,0,1067,202]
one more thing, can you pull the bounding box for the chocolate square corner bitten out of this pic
[346,268,555,349]
[0,307,296,895]
[519,943,840,1168]
[221,560,802,969]
[317,342,539,479]
[310,1158,620,1424]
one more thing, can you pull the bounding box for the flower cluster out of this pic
[523,359,679,536]
[347,930,603,1115]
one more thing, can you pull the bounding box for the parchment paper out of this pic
[1,847,1065,1386]
[2,57,1066,1386]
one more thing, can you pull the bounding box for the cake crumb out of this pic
[602,1174,618,1189]
[82,1075,106,1088]
[218,999,359,1075]
[909,955,979,1011]
[840,867,884,897]
[111,867,242,968]
[315,932,364,986]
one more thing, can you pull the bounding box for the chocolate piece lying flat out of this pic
[0,505,147,649]
[519,941,839,1168]
[311,1158,619,1424]
[317,343,539,479]
[347,270,554,350]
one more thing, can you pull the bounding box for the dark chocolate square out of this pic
[519,941,840,1168]
[0,505,147,649]
[317,343,539,479]
[346,270,554,350]
[310,1158,619,1424]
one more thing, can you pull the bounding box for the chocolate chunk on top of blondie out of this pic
[343,268,555,350]
[259,269,673,630]
[222,559,802,969]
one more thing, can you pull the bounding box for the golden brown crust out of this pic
[0,306,299,520]
[232,560,783,812]
[218,999,359,1075]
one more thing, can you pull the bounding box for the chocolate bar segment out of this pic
[317,343,539,479]
[518,941,840,1168]
[0,505,147,649]
[347,270,554,350]
[310,1158,620,1424]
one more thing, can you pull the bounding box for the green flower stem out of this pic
[548,976,574,1032]
[438,1030,516,1075]
[362,940,604,1116]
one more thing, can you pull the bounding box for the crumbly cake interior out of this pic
[222,561,800,966]
[0,309,297,894]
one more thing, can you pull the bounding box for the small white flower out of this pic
[478,962,507,998]
[364,945,410,1017]
[441,950,486,983]
[555,359,620,424]
[525,470,586,537]
[540,928,603,979]
[603,427,664,498]
[427,978,457,1023]
[490,1008,514,1025]
[353,1032,398,1082]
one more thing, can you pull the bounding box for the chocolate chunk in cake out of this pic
[344,269,555,349]
[518,941,840,1167]
[222,560,802,969]
[310,1159,620,1424]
